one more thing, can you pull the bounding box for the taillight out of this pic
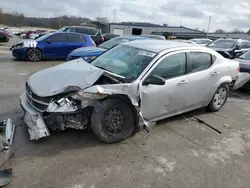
[101,36,104,41]
[237,64,240,72]
[93,42,96,47]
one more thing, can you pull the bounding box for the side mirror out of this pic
[46,39,52,44]
[142,74,165,86]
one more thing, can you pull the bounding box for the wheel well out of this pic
[103,95,139,129]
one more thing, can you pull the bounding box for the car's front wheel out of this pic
[91,98,135,143]
[207,84,229,112]
[27,48,42,62]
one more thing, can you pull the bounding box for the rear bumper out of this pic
[232,73,250,90]
[20,93,50,140]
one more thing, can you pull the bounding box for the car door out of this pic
[185,51,217,108]
[43,33,67,58]
[65,33,85,56]
[140,51,192,121]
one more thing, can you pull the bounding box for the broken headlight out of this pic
[71,90,107,100]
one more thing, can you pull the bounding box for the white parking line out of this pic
[0,46,11,49]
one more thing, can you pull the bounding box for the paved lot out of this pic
[1,37,250,188]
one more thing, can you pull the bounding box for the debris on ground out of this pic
[0,118,16,166]
[183,115,222,134]
[223,124,232,129]
[0,168,12,186]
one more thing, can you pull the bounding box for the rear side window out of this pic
[67,34,85,42]
[47,33,67,42]
[76,28,98,35]
[189,52,212,72]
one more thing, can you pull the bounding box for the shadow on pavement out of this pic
[12,118,103,159]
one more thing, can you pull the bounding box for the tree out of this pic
[0,8,3,24]
[215,29,225,33]
[96,17,109,24]
[230,28,244,33]
[247,29,250,35]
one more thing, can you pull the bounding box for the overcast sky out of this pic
[1,0,250,32]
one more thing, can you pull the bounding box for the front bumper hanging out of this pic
[20,93,50,140]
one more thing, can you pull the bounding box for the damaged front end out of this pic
[20,86,105,140]
[19,59,153,141]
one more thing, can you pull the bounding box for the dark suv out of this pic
[58,26,104,45]
[207,38,250,59]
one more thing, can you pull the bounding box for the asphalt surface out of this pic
[1,37,250,188]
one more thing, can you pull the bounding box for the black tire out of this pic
[207,84,229,112]
[27,48,42,62]
[91,98,135,143]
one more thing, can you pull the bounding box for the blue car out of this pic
[11,32,95,61]
[66,36,149,62]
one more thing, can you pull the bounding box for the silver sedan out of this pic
[20,40,239,143]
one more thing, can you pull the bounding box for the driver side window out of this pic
[150,52,186,79]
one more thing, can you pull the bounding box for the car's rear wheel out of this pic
[91,98,135,143]
[207,84,229,112]
[27,48,42,62]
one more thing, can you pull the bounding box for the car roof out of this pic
[123,40,192,52]
[119,36,147,40]
[62,26,98,30]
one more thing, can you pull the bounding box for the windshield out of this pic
[91,45,156,82]
[239,51,250,60]
[58,27,66,32]
[207,39,236,48]
[98,38,130,49]
[35,33,53,41]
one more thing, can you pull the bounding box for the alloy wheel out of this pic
[28,49,42,61]
[213,87,227,109]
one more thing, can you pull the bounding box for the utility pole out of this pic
[180,17,183,27]
[113,9,116,23]
[206,16,212,36]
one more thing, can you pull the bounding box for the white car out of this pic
[20,40,239,143]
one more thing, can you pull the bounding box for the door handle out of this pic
[178,80,188,85]
[212,71,220,76]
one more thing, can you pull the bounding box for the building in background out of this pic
[109,22,206,39]
[109,22,250,40]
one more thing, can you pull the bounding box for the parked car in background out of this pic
[232,50,250,90]
[102,33,120,42]
[66,36,149,62]
[207,38,250,59]
[189,38,212,46]
[140,34,166,40]
[58,26,104,45]
[174,39,197,44]
[31,30,56,40]
[0,29,13,37]
[20,40,239,143]
[0,31,9,42]
[11,32,95,61]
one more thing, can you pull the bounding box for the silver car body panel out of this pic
[20,41,239,140]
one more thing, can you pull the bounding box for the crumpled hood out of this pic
[27,59,105,97]
[70,46,107,57]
